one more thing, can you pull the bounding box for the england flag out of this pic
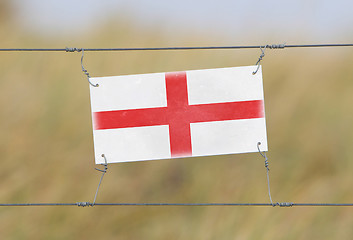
[89,66,268,164]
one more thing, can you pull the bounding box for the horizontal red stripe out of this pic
[94,107,168,130]
[188,100,264,123]
[94,100,264,130]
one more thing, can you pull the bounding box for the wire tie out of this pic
[267,43,286,49]
[275,202,294,207]
[252,45,267,75]
[80,49,99,87]
[65,47,82,52]
[92,154,109,206]
[257,142,274,206]
[252,43,286,75]
[95,154,108,173]
[76,202,93,207]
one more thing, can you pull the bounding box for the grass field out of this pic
[1,14,353,239]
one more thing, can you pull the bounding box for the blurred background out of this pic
[1,0,353,239]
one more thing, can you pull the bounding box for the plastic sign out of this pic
[90,66,267,164]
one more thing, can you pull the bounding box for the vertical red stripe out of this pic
[165,72,192,157]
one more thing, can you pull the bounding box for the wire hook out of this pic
[257,142,268,163]
[252,45,267,75]
[257,142,274,206]
[81,49,99,87]
[92,154,108,205]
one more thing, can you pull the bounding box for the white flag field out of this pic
[89,66,268,164]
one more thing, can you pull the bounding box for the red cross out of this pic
[93,72,264,158]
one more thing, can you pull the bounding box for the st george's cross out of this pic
[89,66,268,164]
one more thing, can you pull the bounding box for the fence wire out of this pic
[0,43,352,52]
[1,202,353,207]
[1,42,353,207]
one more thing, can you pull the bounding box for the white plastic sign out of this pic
[90,66,268,164]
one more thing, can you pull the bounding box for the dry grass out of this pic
[1,16,353,240]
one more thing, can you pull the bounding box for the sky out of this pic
[10,0,353,42]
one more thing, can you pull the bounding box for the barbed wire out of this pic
[0,43,352,52]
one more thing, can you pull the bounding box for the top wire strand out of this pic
[0,43,353,52]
